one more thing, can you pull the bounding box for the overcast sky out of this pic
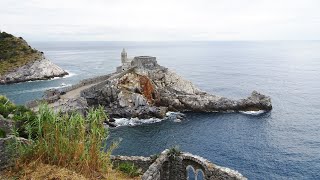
[1,0,320,41]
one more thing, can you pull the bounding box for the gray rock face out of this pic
[81,58,272,119]
[0,136,14,170]
[0,115,13,135]
[50,97,89,115]
[0,56,68,84]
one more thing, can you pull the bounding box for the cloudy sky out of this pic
[1,0,319,41]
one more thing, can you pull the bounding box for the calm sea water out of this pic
[1,41,320,179]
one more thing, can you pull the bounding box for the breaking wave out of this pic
[63,71,77,78]
[7,83,72,95]
[240,110,266,115]
[112,112,185,127]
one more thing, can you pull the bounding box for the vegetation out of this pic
[9,104,119,178]
[0,96,139,179]
[0,128,6,138]
[118,162,141,177]
[0,31,42,75]
[0,95,36,138]
[167,145,182,161]
[150,153,160,162]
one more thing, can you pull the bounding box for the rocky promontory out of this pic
[35,51,272,120]
[0,31,68,84]
[81,57,272,119]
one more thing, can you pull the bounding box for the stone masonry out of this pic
[111,149,247,180]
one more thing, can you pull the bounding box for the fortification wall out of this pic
[61,73,113,93]
[131,56,158,70]
[26,73,114,108]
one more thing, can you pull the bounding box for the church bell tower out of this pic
[121,48,127,64]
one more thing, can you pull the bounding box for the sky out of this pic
[0,0,320,41]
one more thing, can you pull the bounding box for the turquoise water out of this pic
[1,41,320,179]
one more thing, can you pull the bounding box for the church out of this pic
[116,48,157,73]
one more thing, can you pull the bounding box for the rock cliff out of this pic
[0,57,68,84]
[0,31,68,84]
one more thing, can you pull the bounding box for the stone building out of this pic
[116,49,157,73]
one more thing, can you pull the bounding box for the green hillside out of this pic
[0,32,42,75]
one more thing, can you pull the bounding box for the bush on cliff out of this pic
[0,95,36,138]
[0,32,42,75]
[0,128,6,138]
[11,104,119,178]
[167,145,181,161]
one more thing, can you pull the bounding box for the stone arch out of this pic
[195,169,205,180]
[186,165,196,180]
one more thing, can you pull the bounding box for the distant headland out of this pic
[28,48,272,120]
[0,31,68,84]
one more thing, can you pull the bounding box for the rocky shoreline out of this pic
[0,32,68,84]
[0,56,68,84]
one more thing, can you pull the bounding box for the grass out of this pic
[8,104,119,179]
[118,162,141,177]
[0,31,42,75]
[0,96,140,179]
[1,161,140,180]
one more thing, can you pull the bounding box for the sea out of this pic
[1,41,320,179]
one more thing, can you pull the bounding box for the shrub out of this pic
[0,95,10,105]
[150,153,160,162]
[0,104,10,118]
[0,128,6,138]
[0,32,14,40]
[167,145,181,161]
[118,162,140,177]
[0,32,41,75]
[0,96,36,138]
[11,104,119,178]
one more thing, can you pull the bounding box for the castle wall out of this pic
[131,56,158,70]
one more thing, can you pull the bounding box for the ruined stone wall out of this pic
[110,155,153,173]
[142,150,169,180]
[141,149,247,180]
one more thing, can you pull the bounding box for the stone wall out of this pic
[61,74,113,94]
[142,150,169,180]
[131,56,158,70]
[110,155,153,172]
[141,149,247,180]
[26,73,113,108]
